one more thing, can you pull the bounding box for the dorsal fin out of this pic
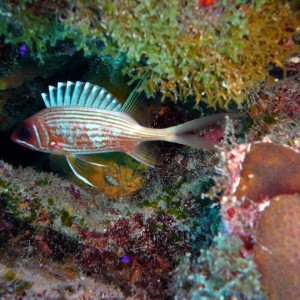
[120,80,149,125]
[41,81,123,111]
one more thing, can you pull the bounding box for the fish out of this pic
[11,81,235,187]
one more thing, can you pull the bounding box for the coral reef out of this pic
[246,59,300,140]
[0,0,300,298]
[0,160,167,298]
[0,150,219,298]
[215,139,300,298]
[233,142,300,202]
[107,0,299,108]
[0,262,124,299]
[254,194,300,300]
[173,53,300,298]
[1,0,299,107]
[175,234,263,300]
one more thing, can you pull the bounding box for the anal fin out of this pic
[127,142,160,168]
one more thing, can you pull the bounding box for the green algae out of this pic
[175,234,263,299]
[1,270,32,295]
[4,270,16,281]
[138,179,189,220]
[47,198,55,206]
[60,204,75,227]
[1,0,298,108]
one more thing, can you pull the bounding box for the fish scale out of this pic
[42,107,155,139]
[11,80,236,188]
[37,106,151,153]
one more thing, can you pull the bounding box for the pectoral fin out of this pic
[50,154,71,173]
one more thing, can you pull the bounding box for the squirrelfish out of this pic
[11,81,234,187]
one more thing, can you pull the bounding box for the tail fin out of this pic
[165,113,237,150]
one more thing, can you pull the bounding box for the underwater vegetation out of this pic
[0,160,184,298]
[0,0,300,299]
[1,0,299,108]
[171,55,300,299]
[0,145,227,298]
[175,234,263,300]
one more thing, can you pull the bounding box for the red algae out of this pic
[79,212,182,298]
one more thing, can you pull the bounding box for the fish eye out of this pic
[15,123,33,141]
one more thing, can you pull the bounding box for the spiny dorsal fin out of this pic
[41,81,123,111]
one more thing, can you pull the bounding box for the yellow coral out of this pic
[71,153,147,199]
